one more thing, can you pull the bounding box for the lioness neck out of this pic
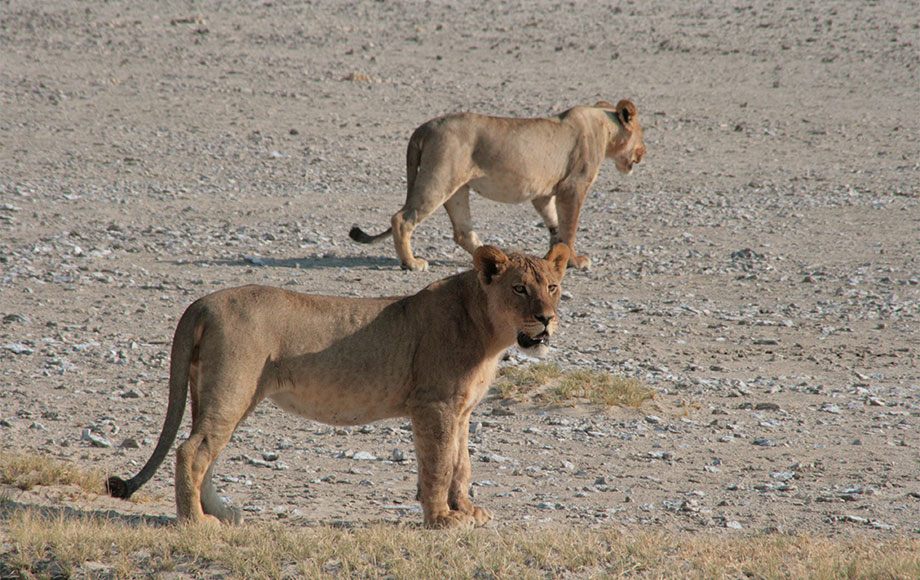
[420,271,513,359]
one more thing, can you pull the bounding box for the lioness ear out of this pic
[593,100,616,109]
[544,244,570,281]
[474,245,509,285]
[616,99,638,127]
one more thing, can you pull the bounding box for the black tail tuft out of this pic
[349,226,372,243]
[349,225,392,244]
[106,475,133,499]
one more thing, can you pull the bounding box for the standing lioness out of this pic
[106,244,569,529]
[350,100,645,271]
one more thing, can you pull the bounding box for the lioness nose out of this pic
[536,315,553,327]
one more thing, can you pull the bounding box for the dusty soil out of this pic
[2,0,918,537]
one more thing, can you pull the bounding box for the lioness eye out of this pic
[548,284,558,293]
[513,285,527,295]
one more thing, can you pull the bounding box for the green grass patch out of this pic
[494,363,655,408]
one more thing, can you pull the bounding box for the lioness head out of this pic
[474,244,569,357]
[596,99,646,175]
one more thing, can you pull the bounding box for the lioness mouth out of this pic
[517,331,549,349]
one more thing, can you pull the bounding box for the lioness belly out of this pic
[468,175,554,203]
[269,384,405,426]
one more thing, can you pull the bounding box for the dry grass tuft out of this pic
[0,451,104,493]
[494,363,655,408]
[2,454,919,579]
[493,362,564,401]
[2,507,919,580]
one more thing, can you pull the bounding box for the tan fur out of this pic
[350,100,645,271]
[106,245,569,529]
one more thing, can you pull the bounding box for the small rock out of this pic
[79,561,114,577]
[870,520,894,530]
[242,255,267,266]
[479,453,512,463]
[82,429,112,448]
[680,499,701,512]
[648,451,673,460]
[536,501,560,510]
[243,454,274,468]
[2,343,34,355]
[352,451,376,461]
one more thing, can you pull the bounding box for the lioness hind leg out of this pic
[391,209,430,272]
[175,424,238,525]
[201,463,243,524]
[531,196,560,244]
[394,154,473,271]
[444,186,483,255]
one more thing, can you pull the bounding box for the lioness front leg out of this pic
[411,408,477,529]
[448,412,493,526]
[554,186,592,270]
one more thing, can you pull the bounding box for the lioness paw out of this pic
[178,513,224,528]
[401,257,429,272]
[569,254,591,271]
[425,510,476,530]
[471,506,493,527]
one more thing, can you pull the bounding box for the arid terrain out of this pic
[2,0,919,540]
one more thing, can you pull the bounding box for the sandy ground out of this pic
[2,0,919,537]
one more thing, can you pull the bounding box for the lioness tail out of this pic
[106,304,201,500]
[349,225,393,244]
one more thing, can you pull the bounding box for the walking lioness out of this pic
[350,100,645,271]
[106,244,569,529]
